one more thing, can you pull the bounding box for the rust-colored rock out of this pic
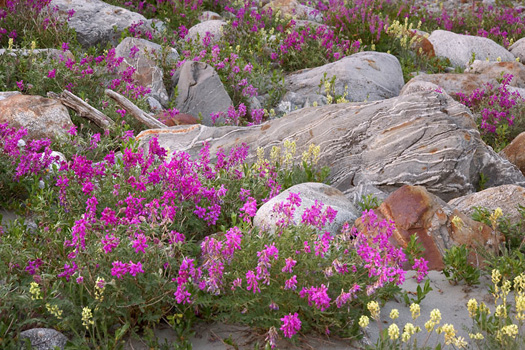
[155,112,198,126]
[500,131,525,175]
[0,94,73,140]
[356,185,496,270]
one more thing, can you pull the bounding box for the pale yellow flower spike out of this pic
[367,301,380,320]
[390,309,399,320]
[359,315,370,328]
[388,323,400,340]
[410,303,421,320]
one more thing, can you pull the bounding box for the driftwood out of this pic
[47,90,114,130]
[105,89,166,129]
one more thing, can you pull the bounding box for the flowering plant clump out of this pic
[193,201,428,345]
[0,121,332,347]
[456,74,525,152]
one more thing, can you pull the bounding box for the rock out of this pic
[137,90,525,201]
[199,11,222,21]
[264,0,323,22]
[345,182,388,210]
[0,48,74,62]
[254,182,359,235]
[115,37,178,106]
[448,185,525,226]
[464,60,525,87]
[282,51,404,110]
[428,30,515,67]
[510,37,525,63]
[171,60,233,126]
[186,20,226,45]
[50,0,152,48]
[400,80,443,96]
[19,328,68,350]
[154,112,198,126]
[0,91,21,101]
[147,96,163,112]
[402,73,496,97]
[0,94,73,140]
[358,185,496,270]
[500,131,525,175]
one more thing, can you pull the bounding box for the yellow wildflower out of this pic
[388,323,400,340]
[82,307,94,329]
[390,309,399,320]
[29,282,42,300]
[467,298,478,318]
[410,303,420,320]
[46,303,63,319]
[359,315,370,328]
[469,332,484,340]
[367,301,380,320]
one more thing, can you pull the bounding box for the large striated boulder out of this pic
[137,90,525,201]
[428,30,515,67]
[50,0,153,48]
[254,182,360,235]
[281,51,404,110]
[171,60,233,126]
[115,37,179,107]
[448,185,525,227]
[19,328,68,350]
[358,185,496,270]
[0,94,73,140]
[500,131,525,175]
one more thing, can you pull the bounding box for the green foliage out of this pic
[442,245,481,286]
[357,194,382,212]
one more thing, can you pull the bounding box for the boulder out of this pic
[263,0,323,22]
[199,11,222,22]
[0,91,21,101]
[358,185,496,270]
[510,37,525,63]
[0,95,73,140]
[136,90,525,201]
[171,60,233,126]
[254,182,360,235]
[50,0,153,48]
[428,30,515,67]
[402,73,496,97]
[186,20,226,45]
[19,328,68,350]
[500,131,525,175]
[464,60,525,87]
[448,185,525,226]
[115,37,179,107]
[281,51,404,110]
[345,182,388,210]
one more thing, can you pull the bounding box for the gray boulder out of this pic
[115,37,179,107]
[50,0,153,48]
[19,328,68,350]
[510,37,525,63]
[137,90,525,201]
[428,30,515,67]
[186,20,226,45]
[171,60,233,126]
[281,51,404,110]
[448,185,525,226]
[253,182,359,235]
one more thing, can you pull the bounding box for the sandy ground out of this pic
[124,270,502,350]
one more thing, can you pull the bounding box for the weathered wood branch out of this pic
[47,90,114,130]
[105,89,166,129]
